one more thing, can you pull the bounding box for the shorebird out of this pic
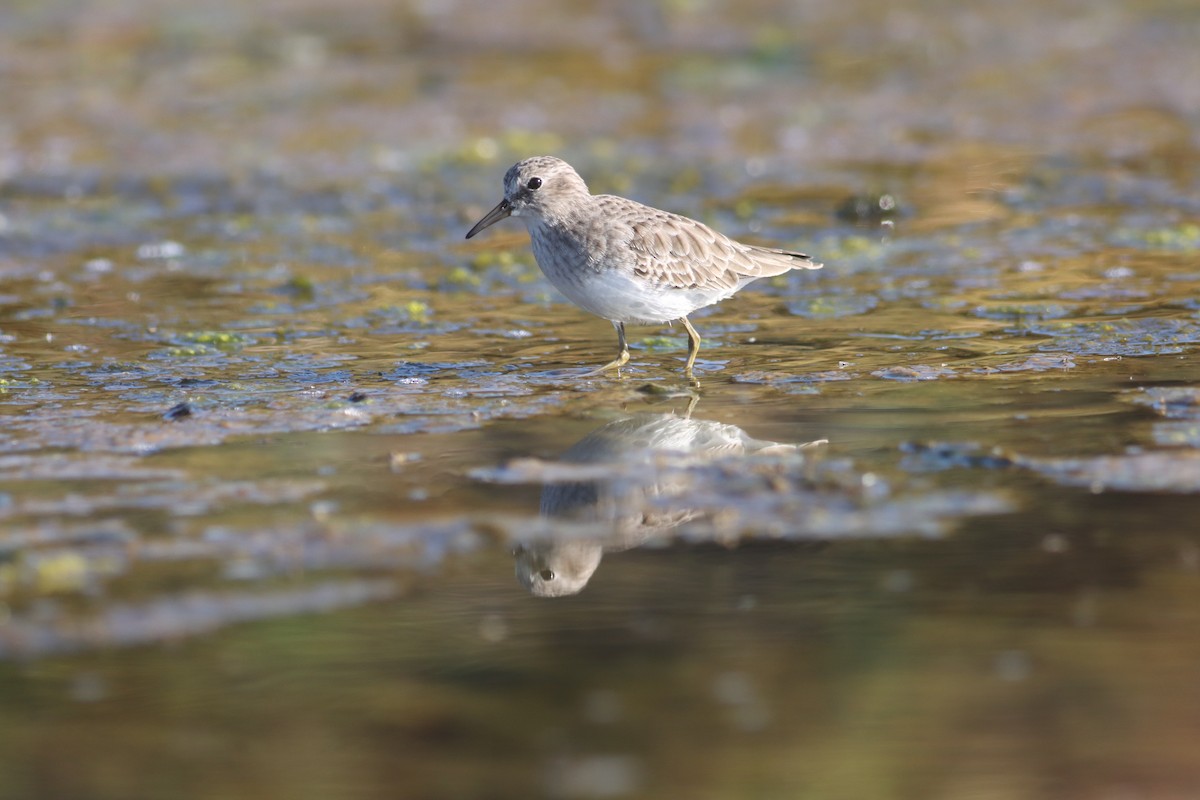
[466,156,821,376]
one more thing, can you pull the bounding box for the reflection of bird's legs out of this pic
[585,321,630,376]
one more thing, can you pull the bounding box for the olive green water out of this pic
[2,0,1200,797]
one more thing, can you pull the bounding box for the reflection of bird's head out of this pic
[514,541,603,598]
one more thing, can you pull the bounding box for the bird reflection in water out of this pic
[515,411,825,597]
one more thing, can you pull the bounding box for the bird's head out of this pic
[465,156,590,238]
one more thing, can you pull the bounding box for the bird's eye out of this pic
[527,177,543,191]
[538,568,555,581]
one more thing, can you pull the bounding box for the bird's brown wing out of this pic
[600,195,821,292]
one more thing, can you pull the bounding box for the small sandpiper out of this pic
[465,156,822,377]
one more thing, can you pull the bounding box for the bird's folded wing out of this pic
[617,204,820,291]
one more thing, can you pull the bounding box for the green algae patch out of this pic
[445,265,483,288]
[814,234,887,263]
[1119,223,1200,251]
[971,301,1074,322]
[638,335,684,350]
[788,293,879,319]
[401,299,433,324]
[178,331,254,348]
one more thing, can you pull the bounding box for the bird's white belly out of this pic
[526,219,734,324]
[544,264,721,324]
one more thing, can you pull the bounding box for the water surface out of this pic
[2,0,1200,797]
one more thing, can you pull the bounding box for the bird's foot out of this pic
[582,353,630,378]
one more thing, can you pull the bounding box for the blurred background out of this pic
[5,0,1196,185]
[2,1,1200,799]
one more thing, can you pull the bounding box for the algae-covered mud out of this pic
[2,0,1200,797]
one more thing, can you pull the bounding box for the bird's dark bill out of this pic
[465,199,512,239]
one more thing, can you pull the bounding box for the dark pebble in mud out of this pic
[163,402,193,421]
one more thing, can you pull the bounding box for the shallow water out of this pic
[2,0,1200,797]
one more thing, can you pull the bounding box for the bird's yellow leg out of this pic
[680,315,701,377]
[583,321,630,376]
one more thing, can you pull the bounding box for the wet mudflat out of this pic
[2,0,1200,797]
